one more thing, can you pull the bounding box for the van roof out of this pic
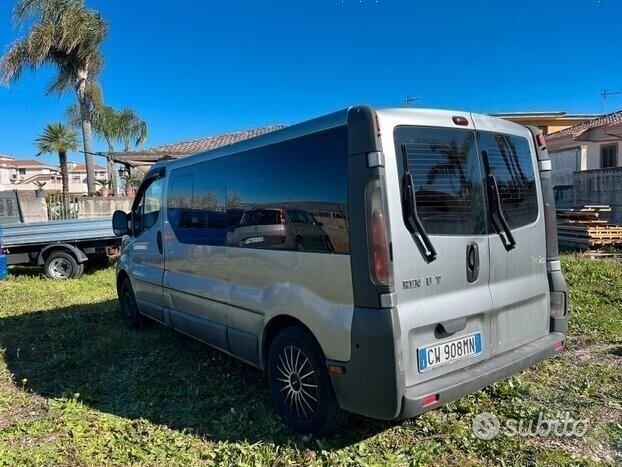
[163,106,530,170]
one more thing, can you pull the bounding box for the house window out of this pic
[72,175,82,182]
[600,143,618,168]
[18,168,26,175]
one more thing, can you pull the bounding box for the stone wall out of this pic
[573,168,622,223]
[78,196,133,219]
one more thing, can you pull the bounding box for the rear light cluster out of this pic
[550,291,567,318]
[280,211,287,224]
[366,178,393,287]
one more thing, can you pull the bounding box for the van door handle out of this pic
[466,242,479,283]
[156,231,163,255]
[436,317,467,337]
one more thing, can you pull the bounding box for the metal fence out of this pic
[47,193,81,221]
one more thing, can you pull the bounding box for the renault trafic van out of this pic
[112,106,568,434]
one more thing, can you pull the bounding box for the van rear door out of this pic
[471,115,550,355]
[390,119,495,388]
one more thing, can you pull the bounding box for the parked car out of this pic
[228,208,333,252]
[112,106,568,434]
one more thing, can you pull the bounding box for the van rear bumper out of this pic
[399,332,565,418]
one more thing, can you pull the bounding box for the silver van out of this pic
[112,106,568,434]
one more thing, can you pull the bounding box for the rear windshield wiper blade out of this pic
[401,144,437,262]
[482,149,517,251]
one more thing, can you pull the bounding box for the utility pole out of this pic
[600,89,622,114]
[402,95,420,107]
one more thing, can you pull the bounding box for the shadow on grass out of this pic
[0,299,392,447]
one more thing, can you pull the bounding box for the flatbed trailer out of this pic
[0,217,121,279]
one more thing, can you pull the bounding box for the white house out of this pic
[546,111,622,217]
[0,155,108,194]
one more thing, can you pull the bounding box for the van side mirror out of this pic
[112,210,130,236]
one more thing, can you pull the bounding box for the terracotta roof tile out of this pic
[144,124,286,155]
[546,111,622,142]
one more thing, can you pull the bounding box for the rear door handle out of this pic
[466,242,479,283]
[156,231,163,255]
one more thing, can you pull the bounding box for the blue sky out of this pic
[1,0,620,165]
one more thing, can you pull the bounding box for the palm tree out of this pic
[1,0,108,195]
[68,104,148,195]
[36,123,79,199]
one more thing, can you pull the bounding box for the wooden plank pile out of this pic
[557,205,622,250]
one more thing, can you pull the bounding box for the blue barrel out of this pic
[0,226,6,280]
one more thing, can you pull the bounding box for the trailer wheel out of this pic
[44,251,84,279]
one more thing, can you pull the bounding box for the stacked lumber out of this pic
[557,205,622,250]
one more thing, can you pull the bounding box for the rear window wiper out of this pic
[482,149,517,251]
[401,144,437,262]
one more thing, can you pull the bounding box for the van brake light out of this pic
[366,179,393,287]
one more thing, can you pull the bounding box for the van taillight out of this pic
[280,212,287,224]
[366,179,393,287]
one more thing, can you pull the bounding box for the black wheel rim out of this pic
[275,345,319,419]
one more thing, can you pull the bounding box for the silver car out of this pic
[113,106,568,434]
[228,208,333,252]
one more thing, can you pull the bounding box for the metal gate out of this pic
[0,191,22,225]
[47,193,80,221]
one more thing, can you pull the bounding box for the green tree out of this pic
[35,123,79,198]
[68,104,148,194]
[1,0,108,195]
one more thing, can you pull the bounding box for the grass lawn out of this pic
[0,255,620,466]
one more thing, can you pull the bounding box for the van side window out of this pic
[478,133,538,228]
[132,177,163,236]
[167,158,227,246]
[395,127,487,235]
[227,127,350,254]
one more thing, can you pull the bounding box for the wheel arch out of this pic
[261,314,324,369]
[36,243,87,266]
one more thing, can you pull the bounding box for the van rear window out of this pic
[477,132,538,228]
[395,127,487,235]
[395,127,539,237]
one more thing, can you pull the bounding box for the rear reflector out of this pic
[328,365,346,374]
[550,291,566,318]
[554,341,564,351]
[421,393,439,407]
[536,133,547,148]
[452,116,469,126]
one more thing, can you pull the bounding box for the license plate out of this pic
[418,332,482,372]
[242,236,264,245]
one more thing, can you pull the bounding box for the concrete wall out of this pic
[573,168,622,223]
[14,193,48,223]
[78,196,133,219]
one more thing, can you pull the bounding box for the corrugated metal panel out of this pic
[1,217,115,247]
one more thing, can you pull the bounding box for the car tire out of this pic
[119,278,143,330]
[267,326,344,435]
[295,236,305,252]
[44,250,84,279]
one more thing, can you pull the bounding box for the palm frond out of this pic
[0,40,29,84]
[36,122,79,154]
